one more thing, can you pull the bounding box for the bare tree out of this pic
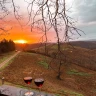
[24,0,84,79]
[0,0,10,35]
[0,0,83,79]
[0,0,22,37]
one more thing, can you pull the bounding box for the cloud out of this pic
[73,0,96,23]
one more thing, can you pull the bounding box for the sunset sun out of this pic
[14,40,27,44]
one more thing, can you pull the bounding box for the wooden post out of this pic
[2,77,5,85]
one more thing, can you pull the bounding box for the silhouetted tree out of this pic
[0,39,15,53]
[0,39,9,52]
[8,39,15,51]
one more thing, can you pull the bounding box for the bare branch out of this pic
[11,0,23,29]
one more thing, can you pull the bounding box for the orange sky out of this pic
[0,18,56,44]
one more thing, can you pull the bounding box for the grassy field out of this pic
[0,51,96,96]
[32,43,96,71]
[0,51,15,64]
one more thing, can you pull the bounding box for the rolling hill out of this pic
[6,40,95,96]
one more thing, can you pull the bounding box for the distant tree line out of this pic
[0,39,15,53]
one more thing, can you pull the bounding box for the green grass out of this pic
[50,44,72,51]
[69,91,84,96]
[38,55,50,69]
[0,56,9,63]
[20,52,49,69]
[0,51,15,64]
[67,69,91,76]
[0,58,14,70]
[38,60,49,69]
[58,90,67,96]
[0,53,19,70]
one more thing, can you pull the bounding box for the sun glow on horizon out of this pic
[14,40,28,44]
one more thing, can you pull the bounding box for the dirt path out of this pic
[0,51,21,69]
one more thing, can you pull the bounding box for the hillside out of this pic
[27,43,96,71]
[15,40,96,50]
[1,41,96,96]
[0,50,96,96]
[69,41,96,49]
[15,43,47,51]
